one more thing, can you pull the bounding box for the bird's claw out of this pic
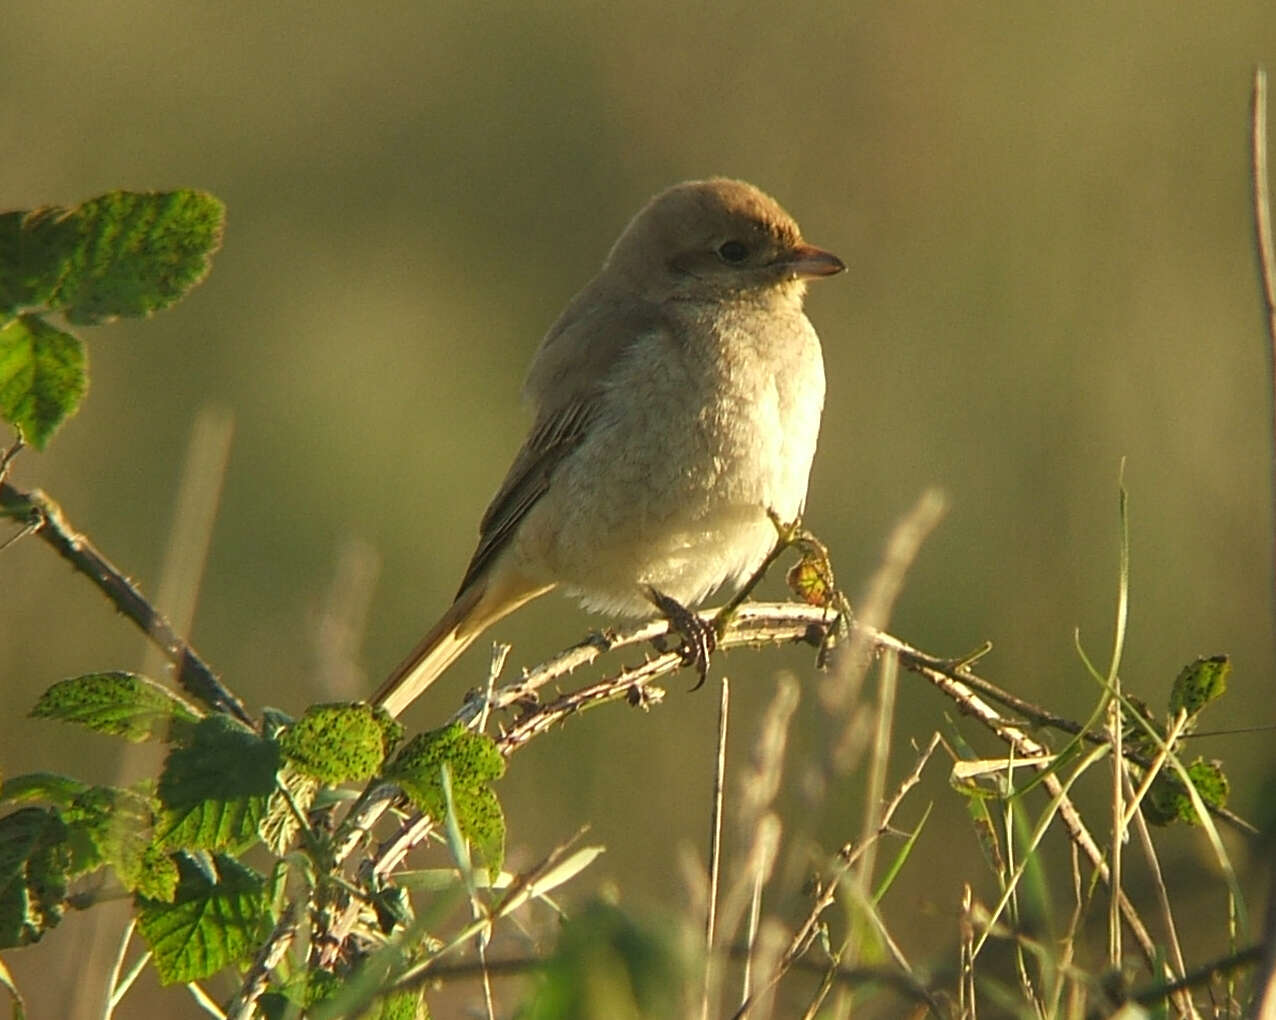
[648,587,716,690]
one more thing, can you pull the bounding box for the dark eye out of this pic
[717,240,749,264]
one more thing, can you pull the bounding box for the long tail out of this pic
[373,574,552,717]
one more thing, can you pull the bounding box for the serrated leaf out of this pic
[0,208,77,316]
[370,988,429,1019]
[456,787,504,882]
[155,715,279,854]
[307,947,432,1020]
[135,852,271,984]
[0,772,90,808]
[387,723,505,790]
[0,807,69,948]
[0,315,85,450]
[31,671,202,743]
[306,969,343,1008]
[132,845,180,902]
[309,963,428,1020]
[260,765,318,856]
[271,967,430,1020]
[375,709,406,754]
[62,786,155,889]
[279,703,390,785]
[1189,758,1229,807]
[384,723,505,878]
[1146,757,1230,826]
[1169,655,1229,718]
[0,191,224,326]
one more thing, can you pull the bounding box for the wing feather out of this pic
[455,399,597,593]
[454,292,668,595]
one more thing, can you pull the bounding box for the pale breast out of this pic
[512,302,826,615]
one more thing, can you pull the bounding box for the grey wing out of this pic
[454,397,598,596]
[454,291,667,596]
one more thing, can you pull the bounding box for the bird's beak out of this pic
[778,243,846,280]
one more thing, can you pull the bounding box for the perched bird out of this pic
[374,178,843,716]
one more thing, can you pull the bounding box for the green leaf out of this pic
[1146,757,1230,826]
[259,765,318,856]
[1169,655,1229,718]
[257,991,301,1020]
[0,208,77,316]
[873,802,932,903]
[135,852,271,984]
[301,967,427,1020]
[155,715,280,854]
[62,785,156,889]
[31,671,202,743]
[519,901,682,1020]
[387,723,505,791]
[0,772,90,808]
[133,845,181,902]
[454,787,505,883]
[0,191,225,325]
[0,807,70,948]
[279,702,392,785]
[369,988,429,1019]
[0,315,85,449]
[384,723,506,878]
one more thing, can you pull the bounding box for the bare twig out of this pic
[319,799,437,969]
[1123,772,1197,1019]
[0,481,250,723]
[733,733,944,1019]
[1128,943,1263,1008]
[226,907,300,1020]
[0,433,23,485]
[314,587,1254,1006]
[389,945,944,1006]
[477,642,510,735]
[913,639,1167,972]
[477,603,1252,832]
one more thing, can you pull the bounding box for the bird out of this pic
[374,177,844,717]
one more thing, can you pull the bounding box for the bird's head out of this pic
[604,177,844,304]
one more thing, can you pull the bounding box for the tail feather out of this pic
[373,575,551,717]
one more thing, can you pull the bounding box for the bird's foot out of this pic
[648,586,716,690]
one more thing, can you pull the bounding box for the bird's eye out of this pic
[717,240,749,264]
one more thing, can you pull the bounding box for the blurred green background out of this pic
[4,2,1275,1015]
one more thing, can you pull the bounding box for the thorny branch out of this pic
[326,598,1257,1009]
[6,455,1256,1010]
[0,479,251,723]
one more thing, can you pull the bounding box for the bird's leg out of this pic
[647,586,716,690]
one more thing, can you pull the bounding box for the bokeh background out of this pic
[4,2,1276,1015]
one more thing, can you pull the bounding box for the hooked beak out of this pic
[778,243,845,280]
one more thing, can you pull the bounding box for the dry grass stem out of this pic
[701,677,731,1020]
